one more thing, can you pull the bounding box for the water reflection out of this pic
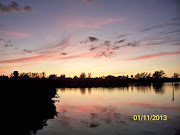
[172,84,174,102]
[80,88,86,95]
[174,83,180,91]
[4,82,178,135]
[37,83,180,135]
[152,83,165,94]
[58,83,169,95]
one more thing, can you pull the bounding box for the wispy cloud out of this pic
[140,17,180,32]
[138,17,180,47]
[22,49,32,53]
[37,35,71,52]
[0,53,59,64]
[1,31,31,39]
[0,36,71,64]
[114,39,126,44]
[118,51,180,61]
[116,34,128,38]
[60,17,124,29]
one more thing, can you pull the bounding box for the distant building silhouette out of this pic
[105,75,115,79]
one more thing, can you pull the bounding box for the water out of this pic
[37,83,180,135]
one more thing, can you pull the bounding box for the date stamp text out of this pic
[133,115,167,121]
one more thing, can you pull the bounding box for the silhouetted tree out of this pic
[15,72,46,78]
[10,73,14,77]
[88,73,92,78]
[135,73,140,79]
[135,72,151,79]
[152,70,165,78]
[99,75,105,79]
[59,74,65,79]
[49,74,57,79]
[32,73,39,78]
[13,71,19,77]
[42,72,46,78]
[147,73,151,78]
[173,73,180,78]
[80,72,86,79]
[73,76,78,79]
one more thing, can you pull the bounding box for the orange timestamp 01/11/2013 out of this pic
[133,115,167,121]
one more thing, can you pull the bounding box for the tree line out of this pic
[1,70,179,79]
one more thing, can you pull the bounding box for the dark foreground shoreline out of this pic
[2,78,58,135]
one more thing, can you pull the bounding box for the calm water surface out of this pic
[37,83,180,135]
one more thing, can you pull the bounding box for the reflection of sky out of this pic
[0,0,180,77]
[37,83,180,135]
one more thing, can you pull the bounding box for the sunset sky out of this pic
[0,0,180,77]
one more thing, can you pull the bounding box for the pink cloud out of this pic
[56,16,124,30]
[68,18,123,29]
[0,36,72,65]
[3,31,31,39]
[118,51,180,61]
[0,54,55,64]
[0,45,95,65]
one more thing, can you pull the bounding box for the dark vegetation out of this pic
[1,70,180,88]
[2,78,58,135]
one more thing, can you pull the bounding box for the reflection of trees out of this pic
[80,88,86,95]
[174,83,180,91]
[57,84,170,95]
[2,79,58,135]
[88,88,91,95]
[79,72,86,79]
[132,84,151,93]
[152,70,165,78]
[152,83,165,94]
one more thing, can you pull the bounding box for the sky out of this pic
[0,0,180,77]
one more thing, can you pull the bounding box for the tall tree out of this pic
[60,74,65,79]
[88,73,92,78]
[152,70,165,78]
[173,73,180,78]
[80,72,86,79]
